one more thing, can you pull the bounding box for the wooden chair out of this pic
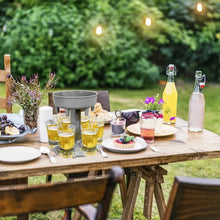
[0,166,123,220]
[163,176,220,220]
[96,90,110,111]
[0,54,12,113]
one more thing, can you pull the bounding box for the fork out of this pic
[97,144,108,158]
[149,144,160,152]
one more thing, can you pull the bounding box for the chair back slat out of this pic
[0,54,12,113]
[0,166,123,220]
[97,91,110,111]
[163,176,220,220]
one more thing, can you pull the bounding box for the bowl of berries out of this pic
[0,114,28,143]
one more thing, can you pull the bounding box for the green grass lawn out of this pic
[1,82,220,220]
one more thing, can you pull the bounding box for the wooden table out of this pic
[0,117,220,219]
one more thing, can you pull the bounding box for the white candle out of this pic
[38,106,53,142]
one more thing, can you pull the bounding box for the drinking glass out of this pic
[91,116,104,143]
[46,119,59,148]
[81,122,98,152]
[110,118,126,136]
[58,124,75,158]
[140,114,157,143]
[81,113,90,130]
[60,116,71,130]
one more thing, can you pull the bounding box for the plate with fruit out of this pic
[102,136,147,153]
[0,114,28,143]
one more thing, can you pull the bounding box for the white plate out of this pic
[102,137,147,153]
[0,146,41,164]
[104,112,115,124]
[97,112,114,124]
[127,122,177,137]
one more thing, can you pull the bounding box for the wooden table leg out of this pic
[121,169,142,220]
[144,182,155,219]
[119,174,127,208]
[154,182,166,219]
[140,166,167,220]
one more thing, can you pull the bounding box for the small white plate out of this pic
[0,146,41,164]
[102,137,147,153]
[104,112,115,124]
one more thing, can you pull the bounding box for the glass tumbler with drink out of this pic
[81,121,98,152]
[46,119,59,148]
[92,116,104,143]
[58,124,75,158]
[81,112,90,130]
[140,112,157,143]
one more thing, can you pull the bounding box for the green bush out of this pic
[0,0,219,88]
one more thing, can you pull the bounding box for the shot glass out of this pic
[91,116,104,143]
[110,118,126,136]
[58,124,75,158]
[81,123,98,152]
[140,113,157,143]
[61,116,71,130]
[81,114,90,130]
[46,119,59,148]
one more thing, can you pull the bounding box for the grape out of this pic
[8,121,14,127]
[19,125,26,133]
[2,115,7,121]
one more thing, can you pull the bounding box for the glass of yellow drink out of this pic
[61,116,71,130]
[91,116,104,143]
[46,119,59,148]
[58,124,75,158]
[81,122,98,152]
[81,114,90,130]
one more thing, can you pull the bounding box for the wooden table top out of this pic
[0,118,220,181]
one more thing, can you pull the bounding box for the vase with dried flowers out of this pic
[8,73,57,133]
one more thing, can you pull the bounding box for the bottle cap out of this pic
[166,64,177,76]
[195,71,206,88]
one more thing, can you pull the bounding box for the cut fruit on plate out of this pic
[5,126,20,135]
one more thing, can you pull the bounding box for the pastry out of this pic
[114,135,136,149]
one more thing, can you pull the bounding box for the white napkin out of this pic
[38,106,53,142]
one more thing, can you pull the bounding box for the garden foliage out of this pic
[0,0,219,88]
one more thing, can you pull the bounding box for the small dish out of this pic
[102,137,147,153]
[98,112,114,124]
[0,114,28,144]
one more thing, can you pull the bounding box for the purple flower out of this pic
[150,97,155,104]
[158,99,164,105]
[34,73,38,79]
[170,116,176,121]
[21,76,26,81]
[145,97,151,104]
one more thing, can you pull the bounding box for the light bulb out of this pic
[145,17,152,26]
[197,2,203,12]
[96,25,103,35]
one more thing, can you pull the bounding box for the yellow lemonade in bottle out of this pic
[162,64,178,124]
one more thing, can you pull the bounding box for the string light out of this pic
[145,17,152,27]
[196,2,203,12]
[96,25,103,36]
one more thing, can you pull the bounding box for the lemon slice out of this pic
[5,126,20,135]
